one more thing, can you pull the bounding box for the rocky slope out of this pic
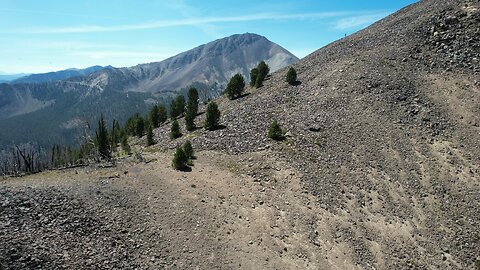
[1,0,479,269]
[145,0,480,268]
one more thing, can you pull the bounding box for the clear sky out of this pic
[0,0,417,74]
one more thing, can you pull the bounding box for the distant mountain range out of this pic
[0,33,298,147]
[0,73,30,83]
[11,65,111,84]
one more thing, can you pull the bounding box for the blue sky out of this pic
[0,0,417,74]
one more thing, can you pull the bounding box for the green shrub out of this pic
[183,140,194,160]
[268,120,284,141]
[172,146,187,170]
[286,67,297,85]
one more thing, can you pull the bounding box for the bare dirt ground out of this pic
[2,150,367,269]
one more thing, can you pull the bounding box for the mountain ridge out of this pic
[74,33,297,95]
[0,33,298,147]
[11,65,112,84]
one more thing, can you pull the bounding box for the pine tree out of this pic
[187,87,199,116]
[136,116,145,138]
[146,124,155,146]
[158,104,168,124]
[183,140,194,160]
[185,87,199,131]
[225,74,245,100]
[286,67,297,85]
[268,120,284,141]
[204,102,221,130]
[110,119,120,151]
[121,133,131,153]
[250,68,258,87]
[170,99,177,119]
[170,95,186,119]
[255,75,263,88]
[114,121,121,144]
[255,61,270,88]
[170,119,181,139]
[257,61,270,79]
[150,105,161,128]
[177,95,185,116]
[185,108,195,131]
[96,113,110,159]
[172,146,187,170]
[125,113,139,136]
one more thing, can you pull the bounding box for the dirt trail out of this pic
[1,150,363,269]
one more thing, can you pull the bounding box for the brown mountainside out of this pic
[1,0,479,269]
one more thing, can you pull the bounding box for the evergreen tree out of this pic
[257,61,270,79]
[183,140,194,160]
[204,102,221,130]
[255,61,270,88]
[268,120,284,141]
[136,116,145,138]
[185,87,199,131]
[170,119,182,139]
[121,133,131,153]
[110,119,120,151]
[187,87,199,116]
[149,105,161,128]
[185,108,196,131]
[172,146,188,170]
[225,74,245,100]
[177,95,186,116]
[158,104,168,124]
[286,67,297,85]
[255,75,263,88]
[96,114,110,159]
[125,113,142,136]
[170,95,186,119]
[170,99,177,119]
[250,68,258,87]
[146,124,155,146]
[114,121,121,144]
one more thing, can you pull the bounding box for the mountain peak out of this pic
[0,33,298,146]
